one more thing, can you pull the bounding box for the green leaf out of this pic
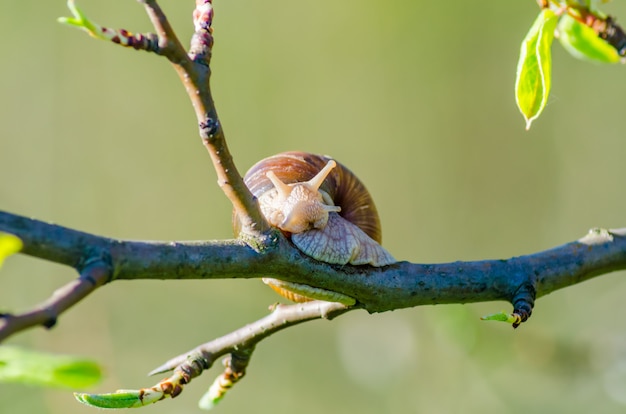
[75,391,143,409]
[0,346,102,389]
[480,311,521,325]
[515,9,559,130]
[557,13,621,63]
[75,388,165,408]
[0,232,22,268]
[58,0,107,40]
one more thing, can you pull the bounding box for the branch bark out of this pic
[8,207,623,406]
[2,209,625,323]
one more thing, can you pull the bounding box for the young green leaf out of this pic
[75,384,178,408]
[557,13,621,63]
[0,346,102,389]
[480,311,518,324]
[515,9,559,130]
[57,0,106,40]
[0,232,22,268]
[75,389,164,409]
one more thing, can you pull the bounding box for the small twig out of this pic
[199,348,255,409]
[184,0,271,239]
[150,300,351,375]
[74,301,351,409]
[0,261,111,341]
[58,0,270,240]
[139,0,188,61]
[139,0,270,238]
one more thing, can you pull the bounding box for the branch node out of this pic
[190,0,215,61]
[239,228,280,254]
[511,282,536,328]
[199,117,221,141]
[42,315,58,329]
[579,227,614,245]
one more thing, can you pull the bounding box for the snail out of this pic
[234,151,395,304]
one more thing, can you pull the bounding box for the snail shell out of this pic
[234,151,396,302]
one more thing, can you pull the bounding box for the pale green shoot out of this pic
[57,0,107,40]
[480,311,522,326]
[198,387,223,411]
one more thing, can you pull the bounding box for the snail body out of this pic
[234,151,395,303]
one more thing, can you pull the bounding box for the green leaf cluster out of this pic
[516,9,558,130]
[557,14,621,63]
[515,3,624,129]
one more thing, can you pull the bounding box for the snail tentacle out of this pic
[260,162,341,234]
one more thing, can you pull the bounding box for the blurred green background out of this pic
[2,1,626,413]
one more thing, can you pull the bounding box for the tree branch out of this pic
[149,300,351,376]
[58,0,269,239]
[74,300,352,409]
[0,260,110,342]
[156,0,270,239]
[2,209,626,339]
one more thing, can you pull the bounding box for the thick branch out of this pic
[2,210,625,319]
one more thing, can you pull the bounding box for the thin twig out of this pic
[139,0,188,62]
[149,300,351,375]
[0,261,111,341]
[185,0,271,238]
[58,0,270,239]
[139,0,270,238]
[73,301,351,408]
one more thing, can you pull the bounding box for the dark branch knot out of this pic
[511,282,536,328]
[199,117,220,140]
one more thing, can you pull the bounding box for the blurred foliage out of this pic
[1,0,626,413]
[0,346,101,389]
[0,232,21,267]
[557,13,622,63]
[515,2,626,128]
